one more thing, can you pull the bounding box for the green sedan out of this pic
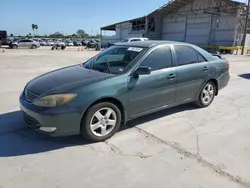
[20,41,230,142]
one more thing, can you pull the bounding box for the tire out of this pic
[81,102,122,142]
[31,45,36,49]
[195,81,216,108]
[51,46,55,50]
[12,44,18,49]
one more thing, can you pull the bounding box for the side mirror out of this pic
[134,66,151,76]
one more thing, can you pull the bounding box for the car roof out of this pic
[115,40,187,48]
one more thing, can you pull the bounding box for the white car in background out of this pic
[66,40,74,46]
[39,39,47,46]
[54,39,66,46]
[108,37,149,47]
[120,37,149,43]
[46,40,54,46]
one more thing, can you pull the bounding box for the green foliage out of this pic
[11,29,100,39]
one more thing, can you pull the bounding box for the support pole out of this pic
[241,0,250,55]
[184,15,188,42]
[145,16,148,37]
[100,29,103,48]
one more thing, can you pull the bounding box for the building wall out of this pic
[147,16,163,40]
[116,22,133,39]
[162,0,238,46]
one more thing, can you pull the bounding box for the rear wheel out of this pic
[196,82,216,108]
[81,102,121,142]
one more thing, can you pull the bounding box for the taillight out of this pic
[227,61,230,70]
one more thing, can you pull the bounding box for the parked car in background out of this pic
[73,40,82,46]
[66,39,74,46]
[0,30,7,47]
[2,38,13,46]
[86,40,96,48]
[54,39,66,46]
[108,37,149,47]
[19,41,230,142]
[10,39,40,49]
[81,39,89,46]
[46,39,54,46]
[39,39,47,46]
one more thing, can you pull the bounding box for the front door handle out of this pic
[168,74,176,79]
[203,67,208,72]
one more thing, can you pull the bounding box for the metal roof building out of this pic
[101,0,248,47]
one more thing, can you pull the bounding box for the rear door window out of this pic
[197,52,207,62]
[174,45,199,66]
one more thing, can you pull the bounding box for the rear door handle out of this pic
[203,67,208,71]
[168,74,176,79]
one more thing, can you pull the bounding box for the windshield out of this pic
[83,46,144,74]
[120,38,129,43]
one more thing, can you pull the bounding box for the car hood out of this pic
[26,65,113,95]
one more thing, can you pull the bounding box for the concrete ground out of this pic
[0,47,250,188]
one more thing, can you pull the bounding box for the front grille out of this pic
[25,89,38,103]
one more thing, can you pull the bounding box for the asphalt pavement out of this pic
[0,47,249,188]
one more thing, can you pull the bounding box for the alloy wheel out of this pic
[90,107,117,137]
[201,83,214,104]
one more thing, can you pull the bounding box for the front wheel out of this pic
[81,102,121,142]
[12,44,18,49]
[31,45,37,49]
[196,82,216,108]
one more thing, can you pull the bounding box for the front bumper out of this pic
[20,94,83,137]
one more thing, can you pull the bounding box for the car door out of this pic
[18,40,26,48]
[25,40,33,48]
[173,45,210,103]
[128,45,176,117]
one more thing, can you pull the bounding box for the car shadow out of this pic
[0,111,91,157]
[0,104,197,157]
[239,73,250,80]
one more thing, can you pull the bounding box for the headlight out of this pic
[33,94,77,107]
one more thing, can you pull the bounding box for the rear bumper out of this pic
[218,73,230,91]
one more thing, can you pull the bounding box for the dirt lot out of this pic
[0,47,250,188]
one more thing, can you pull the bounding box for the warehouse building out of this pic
[101,0,248,48]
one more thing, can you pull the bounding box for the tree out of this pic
[31,24,38,35]
[31,24,36,31]
[76,29,85,37]
[10,34,13,37]
[49,32,64,38]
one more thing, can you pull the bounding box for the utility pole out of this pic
[241,0,250,55]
